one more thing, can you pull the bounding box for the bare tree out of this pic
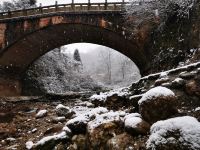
[119,56,129,79]
[99,48,112,84]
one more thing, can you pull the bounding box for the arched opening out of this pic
[0,23,148,77]
[22,43,141,95]
[0,21,149,96]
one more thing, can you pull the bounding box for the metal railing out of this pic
[0,0,133,20]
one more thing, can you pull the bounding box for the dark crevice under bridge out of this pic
[0,1,156,96]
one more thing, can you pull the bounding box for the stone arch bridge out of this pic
[0,1,155,96]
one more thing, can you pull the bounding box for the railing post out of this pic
[8,10,11,18]
[55,1,58,11]
[139,0,142,5]
[22,6,28,16]
[88,0,91,10]
[71,0,74,11]
[39,3,43,14]
[105,0,107,10]
[121,0,125,10]
[0,13,3,19]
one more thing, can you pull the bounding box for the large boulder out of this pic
[138,86,177,124]
[87,111,123,149]
[124,113,150,135]
[55,104,75,118]
[65,115,90,134]
[146,116,200,150]
[66,107,108,134]
[36,110,48,119]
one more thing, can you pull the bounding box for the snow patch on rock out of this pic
[194,107,200,112]
[138,86,175,104]
[90,87,131,102]
[125,117,142,129]
[87,111,122,132]
[26,141,34,150]
[146,116,200,150]
[124,113,141,121]
[66,107,108,126]
[36,110,48,118]
[34,131,68,147]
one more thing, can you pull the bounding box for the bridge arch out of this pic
[0,15,149,77]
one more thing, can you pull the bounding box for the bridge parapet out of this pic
[0,0,156,20]
[0,1,129,20]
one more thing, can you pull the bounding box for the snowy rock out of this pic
[171,77,185,88]
[185,79,200,96]
[129,95,143,111]
[138,86,177,124]
[66,107,108,134]
[194,107,200,112]
[90,88,131,109]
[32,131,70,150]
[55,104,74,118]
[146,116,200,150]
[124,113,142,119]
[31,128,37,133]
[155,77,170,86]
[87,111,121,132]
[124,115,150,135]
[26,141,34,150]
[52,116,66,123]
[138,86,175,104]
[106,133,135,149]
[69,134,87,150]
[90,87,131,103]
[179,72,196,79]
[36,110,48,119]
[161,82,172,88]
[66,115,90,134]
[87,111,123,149]
[78,101,94,108]
[62,126,71,134]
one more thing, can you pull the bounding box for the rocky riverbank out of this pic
[0,62,200,150]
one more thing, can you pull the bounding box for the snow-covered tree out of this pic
[0,0,37,12]
[13,0,37,9]
[1,1,15,11]
[23,48,101,95]
[126,0,196,26]
[99,48,112,84]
